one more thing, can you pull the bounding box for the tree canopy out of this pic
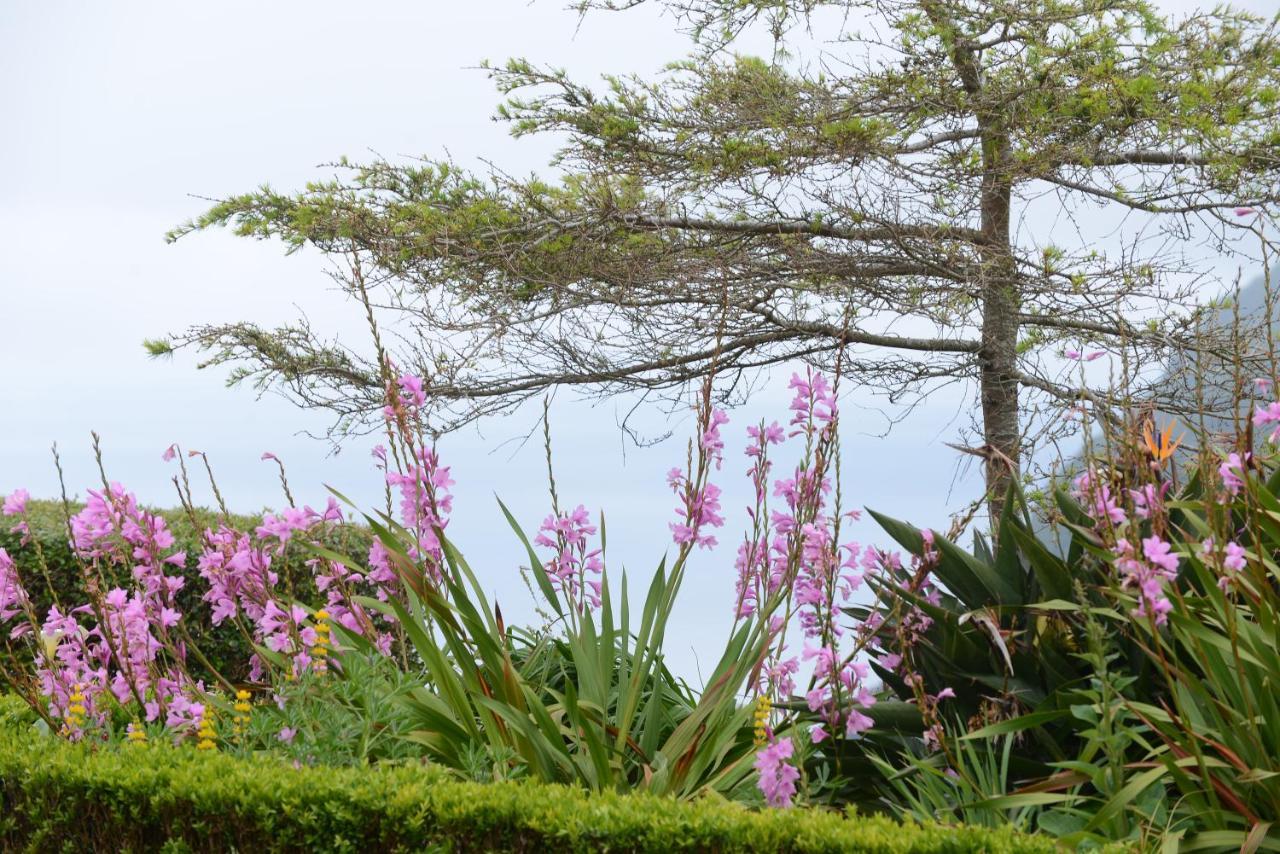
[157,0,1280,500]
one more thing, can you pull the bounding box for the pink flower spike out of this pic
[754,739,800,808]
[161,444,178,462]
[1234,207,1256,217]
[1085,350,1105,361]
[261,452,279,462]
[1065,349,1082,360]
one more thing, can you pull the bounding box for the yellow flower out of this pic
[62,683,88,732]
[752,694,772,748]
[311,611,332,674]
[196,713,218,750]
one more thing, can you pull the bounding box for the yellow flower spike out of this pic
[196,711,218,751]
[752,695,772,748]
[310,610,332,675]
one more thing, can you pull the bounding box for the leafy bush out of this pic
[0,696,1054,854]
[849,416,1280,849]
[0,497,368,683]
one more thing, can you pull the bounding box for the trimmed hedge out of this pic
[0,700,1055,853]
[0,499,369,682]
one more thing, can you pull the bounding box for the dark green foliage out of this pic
[0,697,1055,854]
[826,490,1133,802]
[848,456,1280,848]
[0,500,369,683]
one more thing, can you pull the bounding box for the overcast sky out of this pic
[1,0,1269,681]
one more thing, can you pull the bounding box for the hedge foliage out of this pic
[0,499,369,682]
[0,698,1055,854]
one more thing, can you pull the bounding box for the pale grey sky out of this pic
[0,0,1268,680]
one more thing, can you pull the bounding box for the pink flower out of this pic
[161,445,178,462]
[260,452,279,462]
[845,709,875,738]
[746,422,785,447]
[535,504,604,610]
[787,371,837,428]
[754,738,800,808]
[398,374,426,409]
[668,474,724,550]
[278,726,297,744]
[1220,453,1247,496]
[1234,207,1257,217]
[2,489,28,517]
[1254,402,1280,443]
[700,408,730,466]
[1142,536,1179,576]
[1115,538,1177,625]
[1217,541,1247,591]
[0,548,29,622]
[1072,470,1126,525]
[1129,482,1169,520]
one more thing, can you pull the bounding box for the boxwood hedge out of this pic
[0,698,1055,853]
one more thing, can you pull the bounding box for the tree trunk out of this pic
[978,136,1020,520]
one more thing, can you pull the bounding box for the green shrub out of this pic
[0,697,1053,854]
[0,499,369,682]
[849,440,1280,849]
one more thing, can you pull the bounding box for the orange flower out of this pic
[1143,421,1183,464]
